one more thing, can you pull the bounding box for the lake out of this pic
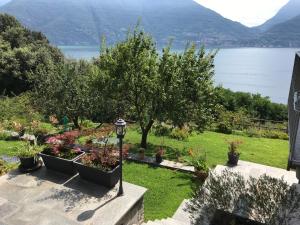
[59,46,300,104]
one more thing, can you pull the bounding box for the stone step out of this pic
[161,218,186,225]
[172,199,192,225]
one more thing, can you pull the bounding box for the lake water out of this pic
[59,46,300,104]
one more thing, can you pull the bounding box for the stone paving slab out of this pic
[127,153,194,173]
[0,167,147,225]
[214,160,298,184]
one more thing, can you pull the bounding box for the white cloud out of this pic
[194,0,290,27]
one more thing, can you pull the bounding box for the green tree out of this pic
[95,28,216,148]
[0,14,64,95]
[33,60,95,128]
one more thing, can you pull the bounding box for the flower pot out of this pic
[74,159,120,188]
[39,151,84,175]
[155,155,163,164]
[227,152,240,166]
[195,170,208,182]
[139,152,145,160]
[19,156,37,169]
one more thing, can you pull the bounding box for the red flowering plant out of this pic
[43,131,82,160]
[80,145,119,172]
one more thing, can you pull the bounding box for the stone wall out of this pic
[116,198,145,225]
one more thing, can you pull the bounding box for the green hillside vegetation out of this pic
[0,14,64,95]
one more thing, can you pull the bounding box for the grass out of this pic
[125,129,289,169]
[0,140,23,156]
[123,161,198,221]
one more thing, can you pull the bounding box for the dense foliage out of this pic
[94,29,216,148]
[0,13,64,95]
[216,87,288,121]
[188,170,300,225]
[33,60,98,128]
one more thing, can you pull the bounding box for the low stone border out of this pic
[127,153,195,173]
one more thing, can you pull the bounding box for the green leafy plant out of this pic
[170,127,190,141]
[188,170,300,225]
[153,122,172,136]
[227,140,243,155]
[16,142,43,158]
[185,149,209,173]
[0,131,10,141]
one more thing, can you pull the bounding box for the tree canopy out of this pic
[94,29,216,148]
[0,13,64,95]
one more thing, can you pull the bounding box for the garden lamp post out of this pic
[115,119,126,196]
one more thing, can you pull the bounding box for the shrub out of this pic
[0,131,10,141]
[227,140,243,154]
[217,122,233,134]
[188,170,299,225]
[215,109,251,134]
[170,127,190,141]
[80,120,95,129]
[0,159,9,176]
[245,128,289,140]
[153,123,172,136]
[15,142,43,158]
[0,95,42,125]
[185,149,209,172]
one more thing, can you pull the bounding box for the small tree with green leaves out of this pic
[95,27,216,148]
[33,60,96,128]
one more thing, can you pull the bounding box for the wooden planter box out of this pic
[39,151,84,175]
[74,159,120,188]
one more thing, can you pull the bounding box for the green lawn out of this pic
[125,129,289,169]
[123,162,197,221]
[0,140,23,156]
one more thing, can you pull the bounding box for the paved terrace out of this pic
[0,167,147,225]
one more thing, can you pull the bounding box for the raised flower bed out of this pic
[74,147,120,188]
[40,131,84,175]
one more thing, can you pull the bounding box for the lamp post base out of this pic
[117,188,124,196]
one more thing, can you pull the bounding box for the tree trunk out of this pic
[73,117,80,129]
[140,130,149,149]
[140,120,154,149]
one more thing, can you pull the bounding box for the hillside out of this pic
[0,0,255,48]
[259,15,300,47]
[257,0,300,31]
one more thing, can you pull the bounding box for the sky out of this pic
[194,0,290,27]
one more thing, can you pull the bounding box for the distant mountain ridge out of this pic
[0,0,300,47]
[0,0,255,48]
[256,0,300,31]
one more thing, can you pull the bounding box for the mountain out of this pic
[258,14,300,47]
[0,0,255,48]
[257,0,300,31]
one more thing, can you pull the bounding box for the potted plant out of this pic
[40,132,84,175]
[74,147,120,188]
[138,148,145,160]
[185,149,209,182]
[16,142,43,171]
[155,147,165,164]
[227,140,243,166]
